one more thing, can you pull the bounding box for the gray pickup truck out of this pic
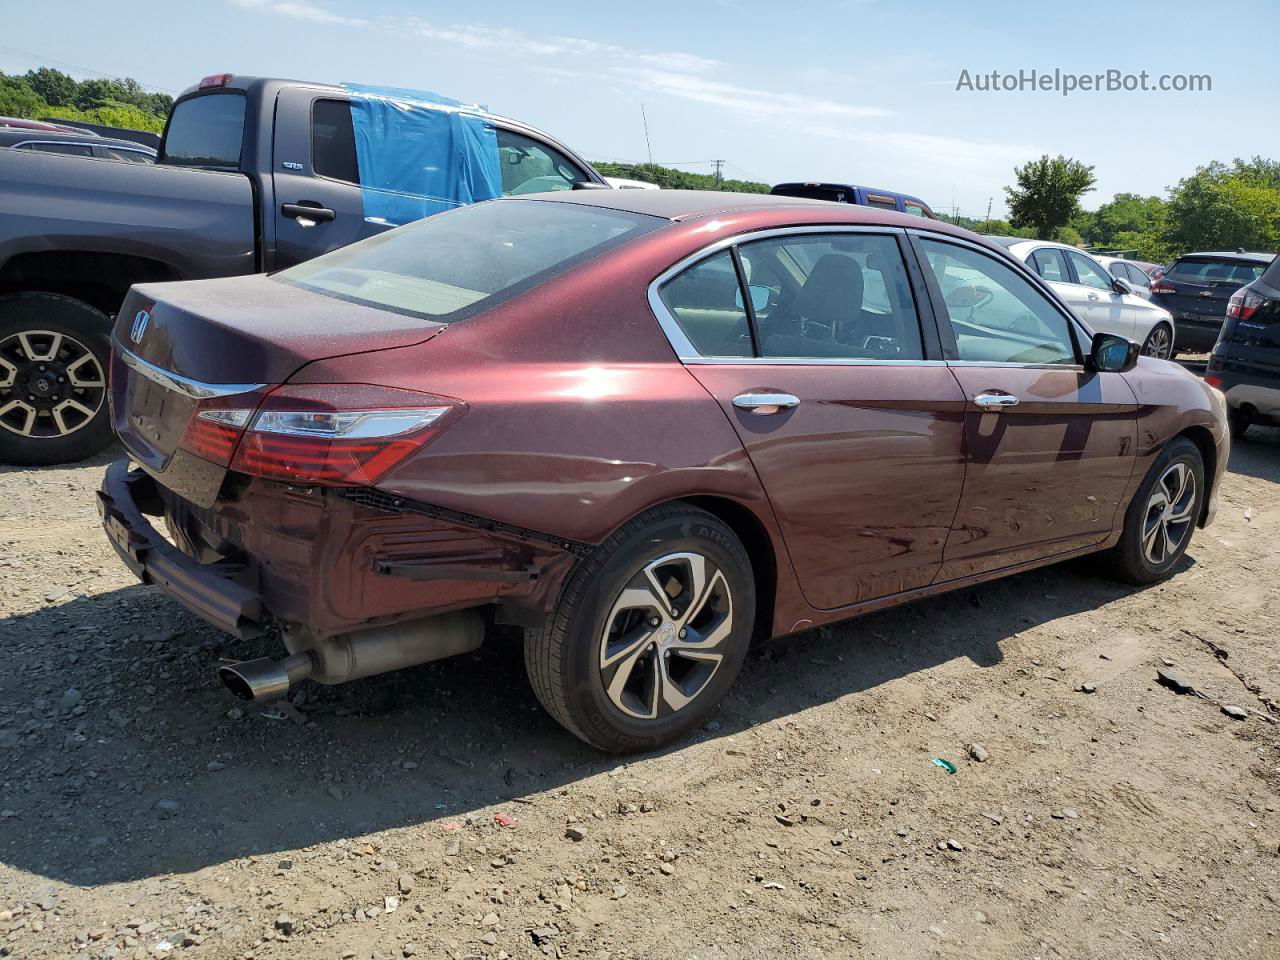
[0,74,606,465]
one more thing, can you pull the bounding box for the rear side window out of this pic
[865,194,898,211]
[20,142,94,156]
[312,98,359,184]
[1030,248,1069,282]
[162,93,246,169]
[1168,257,1267,284]
[659,252,753,358]
[101,146,154,163]
[739,233,923,360]
[277,199,659,322]
[771,184,853,203]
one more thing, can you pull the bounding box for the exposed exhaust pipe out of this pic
[219,653,313,702]
[217,609,484,702]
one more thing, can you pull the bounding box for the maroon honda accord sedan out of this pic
[99,191,1228,751]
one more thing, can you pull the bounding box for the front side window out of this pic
[658,252,753,358]
[161,92,246,169]
[312,98,359,184]
[903,201,929,218]
[278,199,659,322]
[1067,251,1115,290]
[1125,263,1149,286]
[920,238,1077,365]
[1030,248,1069,283]
[496,129,586,195]
[738,233,924,360]
[101,146,154,163]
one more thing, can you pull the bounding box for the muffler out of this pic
[218,609,484,702]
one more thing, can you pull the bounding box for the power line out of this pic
[0,44,178,94]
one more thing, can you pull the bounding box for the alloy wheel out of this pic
[0,330,106,439]
[1142,325,1172,360]
[1142,461,1196,566]
[598,551,734,720]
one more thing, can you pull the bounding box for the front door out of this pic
[654,230,967,610]
[913,235,1138,580]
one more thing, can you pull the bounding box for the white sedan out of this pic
[991,238,1176,359]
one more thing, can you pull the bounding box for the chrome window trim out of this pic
[647,225,937,367]
[117,344,267,399]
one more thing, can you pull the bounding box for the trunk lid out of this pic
[110,274,442,506]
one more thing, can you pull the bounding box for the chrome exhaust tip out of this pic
[218,653,313,702]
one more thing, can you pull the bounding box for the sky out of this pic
[4,0,1278,218]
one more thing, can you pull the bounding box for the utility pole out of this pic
[640,104,653,166]
[983,197,992,233]
[712,159,724,189]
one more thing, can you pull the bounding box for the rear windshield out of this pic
[1166,257,1267,285]
[276,199,662,322]
[771,185,853,203]
[1259,255,1280,289]
[161,92,246,169]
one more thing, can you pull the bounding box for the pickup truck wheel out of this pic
[524,503,755,753]
[0,294,114,466]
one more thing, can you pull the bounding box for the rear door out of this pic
[653,227,967,610]
[913,234,1138,578]
[271,89,375,269]
[1065,250,1135,337]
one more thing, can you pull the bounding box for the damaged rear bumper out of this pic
[98,459,581,643]
[98,460,266,638]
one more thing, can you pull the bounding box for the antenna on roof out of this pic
[641,104,654,166]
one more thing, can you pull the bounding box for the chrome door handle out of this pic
[973,391,1019,408]
[732,392,800,414]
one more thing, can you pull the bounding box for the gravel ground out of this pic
[1,420,1278,960]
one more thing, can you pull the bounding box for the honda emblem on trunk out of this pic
[129,309,150,344]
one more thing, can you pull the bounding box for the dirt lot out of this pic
[2,417,1278,960]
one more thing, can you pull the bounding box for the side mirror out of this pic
[1089,332,1140,373]
[1112,276,1133,296]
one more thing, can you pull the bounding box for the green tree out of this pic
[0,73,45,118]
[1161,159,1280,254]
[1004,154,1097,241]
[593,161,768,193]
[24,67,76,106]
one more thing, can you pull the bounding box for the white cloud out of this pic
[616,68,888,120]
[228,0,366,26]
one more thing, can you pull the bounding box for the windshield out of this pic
[161,92,246,169]
[276,199,661,321]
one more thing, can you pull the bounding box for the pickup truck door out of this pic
[271,88,383,269]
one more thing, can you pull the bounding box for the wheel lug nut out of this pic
[678,629,687,639]
[649,617,660,627]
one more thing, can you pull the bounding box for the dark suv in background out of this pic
[1206,255,1280,438]
[1151,250,1274,353]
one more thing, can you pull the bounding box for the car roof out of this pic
[0,127,154,151]
[518,188,896,221]
[1173,251,1274,263]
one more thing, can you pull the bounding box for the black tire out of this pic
[1106,436,1204,585]
[1227,406,1251,442]
[0,293,114,466]
[525,503,755,752]
[1140,322,1174,360]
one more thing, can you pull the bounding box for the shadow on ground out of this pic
[0,552,1151,888]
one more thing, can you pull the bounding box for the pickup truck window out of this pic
[496,129,586,195]
[18,141,94,157]
[313,98,360,184]
[162,92,246,169]
[277,199,659,322]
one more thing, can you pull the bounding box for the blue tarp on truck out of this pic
[343,83,504,226]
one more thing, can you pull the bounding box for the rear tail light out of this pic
[180,405,255,465]
[228,384,461,486]
[1226,287,1264,321]
[1205,374,1224,388]
[1151,281,1176,295]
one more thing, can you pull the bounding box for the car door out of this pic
[913,234,1138,580]
[494,128,592,194]
[271,90,375,269]
[1066,250,1134,337]
[652,228,967,610]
